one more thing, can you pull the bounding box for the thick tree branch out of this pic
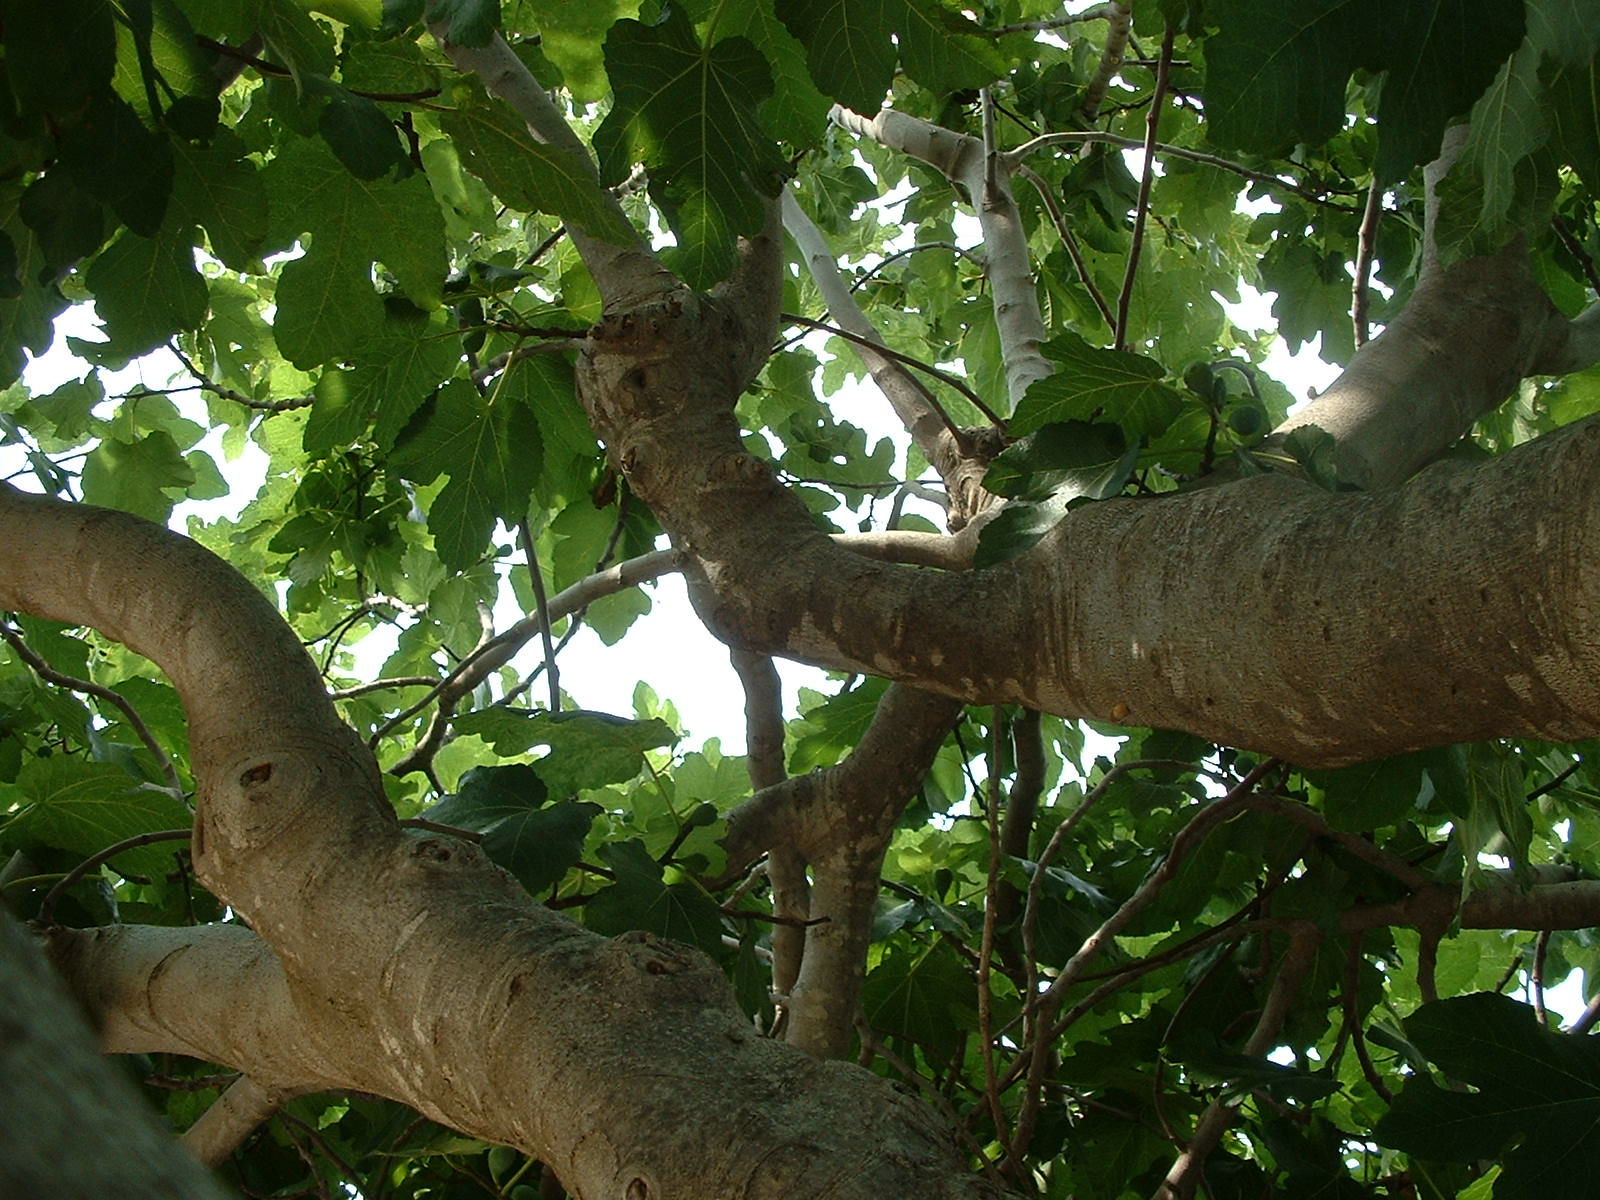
[576,287,1600,767]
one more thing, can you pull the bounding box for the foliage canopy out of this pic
[3,0,1600,1198]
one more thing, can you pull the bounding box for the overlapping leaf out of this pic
[440,80,636,246]
[389,377,543,571]
[264,137,445,367]
[775,0,1004,114]
[1011,331,1182,439]
[1375,993,1600,1200]
[593,6,788,287]
[2,756,191,878]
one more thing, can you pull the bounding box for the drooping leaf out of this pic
[593,6,789,287]
[584,838,724,954]
[482,798,601,895]
[1374,993,1600,1200]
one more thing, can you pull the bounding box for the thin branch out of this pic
[517,521,560,713]
[1114,23,1176,352]
[1154,927,1323,1200]
[1,622,183,795]
[1353,178,1384,348]
[167,343,314,413]
[1552,213,1600,295]
[1013,759,1281,1162]
[781,312,1006,430]
[1532,929,1551,1027]
[977,710,1011,1162]
[986,4,1118,37]
[1002,131,1361,206]
[1018,165,1116,332]
[39,829,192,925]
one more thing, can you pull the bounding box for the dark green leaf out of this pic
[425,0,499,46]
[1375,993,1600,1200]
[594,6,788,287]
[584,838,724,954]
[1013,331,1182,439]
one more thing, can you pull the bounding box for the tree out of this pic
[3,0,1600,1195]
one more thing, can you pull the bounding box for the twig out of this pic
[780,312,1007,430]
[1342,932,1392,1101]
[977,709,1011,1161]
[1353,178,1384,348]
[1532,929,1551,1027]
[0,622,183,796]
[517,521,561,712]
[1552,214,1600,295]
[1114,23,1175,352]
[1154,926,1322,1200]
[167,343,315,412]
[39,828,192,925]
[1003,131,1361,206]
[986,4,1118,37]
[1013,758,1281,1162]
[1017,164,1116,332]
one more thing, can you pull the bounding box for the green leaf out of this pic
[19,171,108,276]
[706,2,830,147]
[80,431,197,521]
[265,137,446,367]
[975,430,1139,567]
[1205,0,1385,157]
[389,376,544,571]
[452,708,678,795]
[1304,754,1429,831]
[304,301,459,454]
[593,6,788,287]
[983,420,1129,500]
[422,762,549,830]
[439,80,636,246]
[57,93,174,236]
[775,0,1004,115]
[1012,331,1182,439]
[425,0,500,46]
[1371,0,1526,183]
[83,225,208,362]
[169,131,266,271]
[482,798,601,895]
[1281,424,1341,489]
[1374,993,1600,1200]
[584,838,724,954]
[861,941,976,1058]
[4,755,191,878]
[0,0,117,119]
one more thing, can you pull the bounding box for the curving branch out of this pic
[831,105,1052,407]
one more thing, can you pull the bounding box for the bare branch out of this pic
[1353,178,1384,348]
[1114,23,1176,352]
